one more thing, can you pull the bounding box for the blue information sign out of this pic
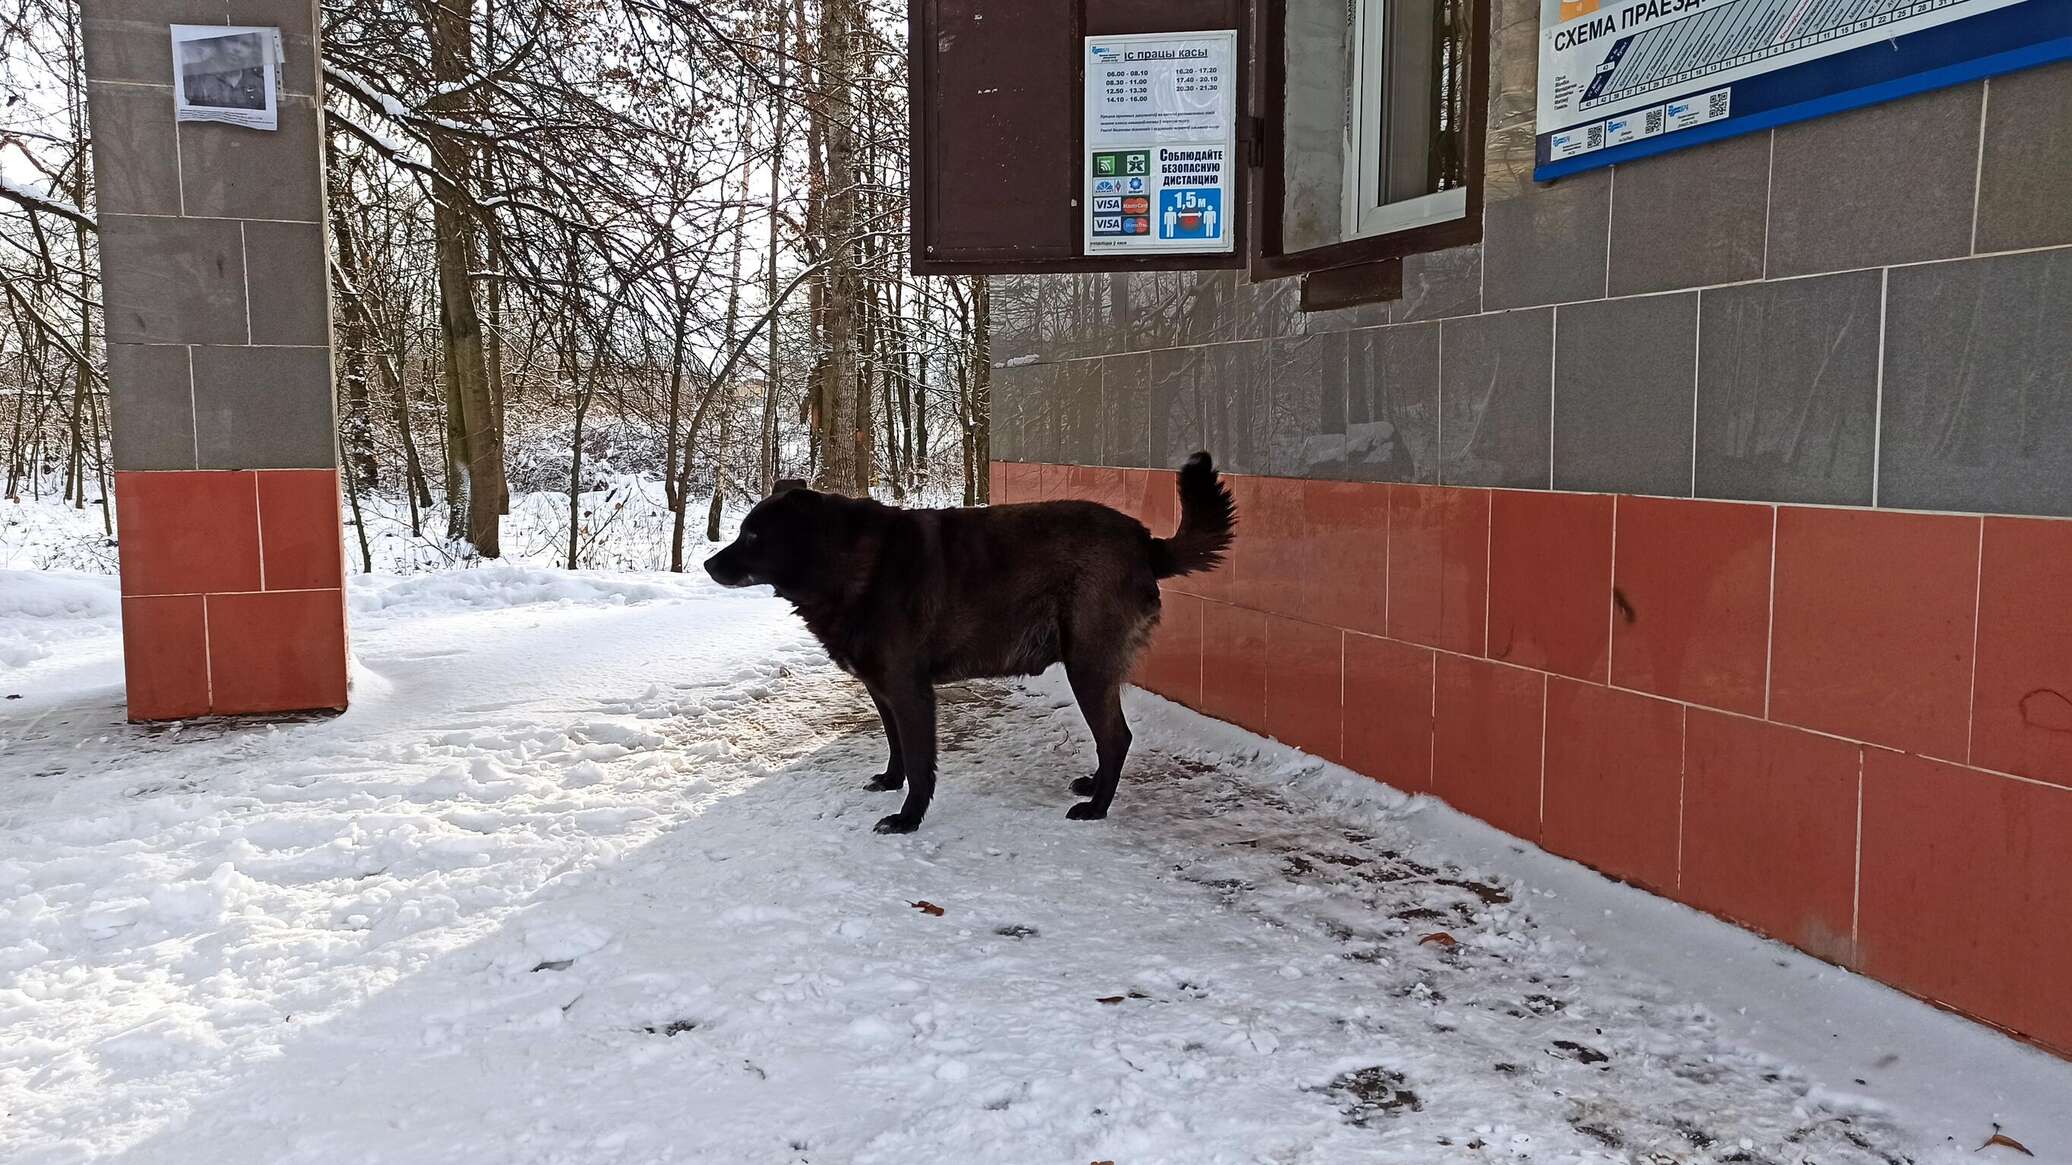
[1534,0,2072,180]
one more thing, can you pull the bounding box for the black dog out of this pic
[704,452,1236,833]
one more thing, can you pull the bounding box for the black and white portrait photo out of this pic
[170,25,279,130]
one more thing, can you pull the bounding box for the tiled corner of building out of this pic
[86,0,345,722]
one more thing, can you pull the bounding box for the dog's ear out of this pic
[770,478,810,497]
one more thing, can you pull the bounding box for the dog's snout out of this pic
[704,546,753,588]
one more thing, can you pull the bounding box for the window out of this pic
[1347,0,1472,237]
[1269,0,1484,275]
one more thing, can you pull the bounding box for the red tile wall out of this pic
[1487,490,1613,681]
[115,470,263,596]
[1681,709,1861,964]
[115,469,349,720]
[1263,614,1343,762]
[1386,485,1488,655]
[1301,480,1389,636]
[1133,589,1202,710]
[1200,601,1267,733]
[120,594,211,720]
[1433,654,1546,840]
[1857,750,2072,1049]
[1611,496,1772,715]
[257,470,347,592]
[997,460,2072,1059]
[1342,633,1434,792]
[1541,678,1683,894]
[1970,518,2072,787]
[1769,506,1979,760]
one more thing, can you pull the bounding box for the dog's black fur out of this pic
[705,452,1236,833]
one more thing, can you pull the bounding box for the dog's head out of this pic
[703,484,859,598]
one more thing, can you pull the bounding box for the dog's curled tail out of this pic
[1150,451,1237,579]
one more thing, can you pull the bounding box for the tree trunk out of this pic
[340,432,374,573]
[484,216,511,516]
[327,182,381,489]
[914,342,928,478]
[89,389,112,533]
[703,443,728,542]
[758,27,787,496]
[810,0,864,495]
[665,303,692,572]
[428,0,504,557]
[706,162,751,542]
[566,392,586,571]
[563,310,601,573]
[442,356,465,542]
[390,346,430,535]
[972,276,991,503]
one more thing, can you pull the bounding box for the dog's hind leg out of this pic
[864,685,904,791]
[1063,661,1131,821]
[873,676,937,834]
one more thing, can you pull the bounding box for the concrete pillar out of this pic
[82,0,347,719]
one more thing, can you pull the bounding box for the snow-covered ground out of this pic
[3,562,2069,1164]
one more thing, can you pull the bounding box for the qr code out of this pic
[1585,123,1605,149]
[1707,90,1730,119]
[1643,107,1665,134]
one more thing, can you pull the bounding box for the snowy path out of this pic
[2,568,2067,1164]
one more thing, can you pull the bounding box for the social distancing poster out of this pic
[1083,31,1237,256]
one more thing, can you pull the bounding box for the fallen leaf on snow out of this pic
[910,900,945,917]
[1417,931,1458,948]
[1096,995,1125,1005]
[1977,1125,2034,1157]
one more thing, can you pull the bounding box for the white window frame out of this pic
[1342,0,1469,241]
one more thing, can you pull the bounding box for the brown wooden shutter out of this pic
[909,0,1249,275]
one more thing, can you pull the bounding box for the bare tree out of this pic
[5,0,995,580]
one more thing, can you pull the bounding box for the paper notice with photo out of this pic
[170,24,280,131]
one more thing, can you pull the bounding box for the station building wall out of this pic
[984,55,2072,1056]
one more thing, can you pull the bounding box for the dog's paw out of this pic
[1065,801,1108,821]
[866,772,904,792]
[1070,776,1096,797]
[873,812,922,834]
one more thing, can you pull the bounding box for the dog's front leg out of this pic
[872,678,936,834]
[863,685,904,792]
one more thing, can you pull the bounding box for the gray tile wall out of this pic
[84,0,337,473]
[1552,293,1696,496]
[988,56,2072,518]
[1346,322,1438,483]
[1694,272,1881,506]
[1439,308,1551,489]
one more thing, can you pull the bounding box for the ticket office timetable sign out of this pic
[1084,30,1237,255]
[1534,0,2072,179]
